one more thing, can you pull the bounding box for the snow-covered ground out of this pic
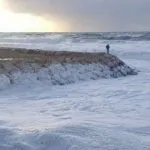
[1,37,150,149]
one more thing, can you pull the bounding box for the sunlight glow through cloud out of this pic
[1,0,150,32]
[0,0,61,32]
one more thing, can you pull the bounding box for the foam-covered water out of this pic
[0,32,150,51]
[0,32,150,150]
[0,62,135,90]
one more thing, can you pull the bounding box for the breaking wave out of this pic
[0,32,150,52]
[1,32,150,42]
[0,62,135,90]
[0,124,149,150]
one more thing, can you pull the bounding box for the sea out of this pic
[0,32,150,150]
[0,32,150,52]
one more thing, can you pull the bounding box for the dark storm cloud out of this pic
[5,0,150,31]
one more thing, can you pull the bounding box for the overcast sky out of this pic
[4,0,150,32]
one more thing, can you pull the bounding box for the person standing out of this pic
[106,44,110,54]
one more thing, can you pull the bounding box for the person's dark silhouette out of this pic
[106,44,110,54]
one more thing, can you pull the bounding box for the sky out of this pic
[0,0,150,32]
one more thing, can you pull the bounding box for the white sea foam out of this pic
[0,33,150,150]
[0,74,10,90]
[0,63,134,90]
[0,33,150,54]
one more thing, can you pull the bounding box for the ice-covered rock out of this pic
[0,50,137,88]
[0,74,10,90]
[5,62,137,87]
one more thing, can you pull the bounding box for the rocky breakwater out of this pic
[0,47,137,90]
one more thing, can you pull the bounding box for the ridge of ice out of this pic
[0,63,135,90]
[0,74,10,90]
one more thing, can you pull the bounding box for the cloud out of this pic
[4,0,150,31]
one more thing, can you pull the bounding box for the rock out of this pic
[0,74,10,90]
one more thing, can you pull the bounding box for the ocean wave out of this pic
[0,62,136,90]
[0,32,150,52]
[0,124,149,150]
[0,32,150,42]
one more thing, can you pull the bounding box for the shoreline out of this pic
[0,47,137,89]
